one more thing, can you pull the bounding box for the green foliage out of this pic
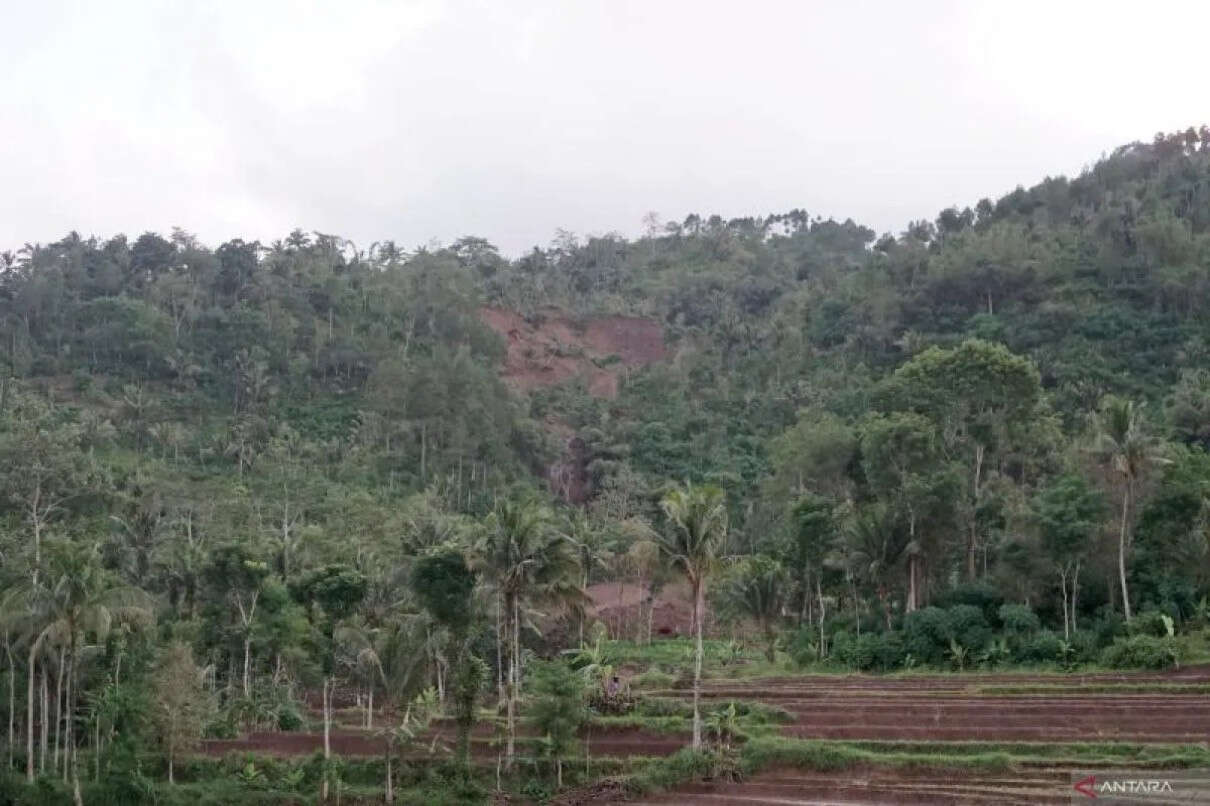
[411,550,476,637]
[526,660,588,785]
[997,603,1040,636]
[1101,635,1181,669]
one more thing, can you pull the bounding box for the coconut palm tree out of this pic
[846,503,908,631]
[476,499,580,770]
[657,483,728,749]
[1092,397,1166,622]
[4,541,151,801]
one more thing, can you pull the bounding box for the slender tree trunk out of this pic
[817,577,827,659]
[384,750,393,804]
[692,580,704,750]
[1071,560,1082,635]
[366,687,373,730]
[25,645,35,783]
[39,667,47,775]
[242,638,252,698]
[62,658,71,785]
[1059,568,1070,640]
[1118,482,1133,622]
[968,444,985,580]
[505,594,518,770]
[5,632,13,772]
[54,648,63,775]
[496,596,505,705]
[322,677,331,801]
[168,744,175,785]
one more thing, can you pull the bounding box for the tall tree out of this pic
[1034,474,1106,638]
[477,499,579,770]
[860,412,959,611]
[1092,397,1166,622]
[657,482,727,749]
[886,340,1042,580]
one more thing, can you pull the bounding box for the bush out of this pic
[1127,610,1173,638]
[935,582,1004,626]
[833,631,904,672]
[787,627,821,666]
[1092,612,1126,647]
[1101,635,1179,670]
[1068,630,1100,664]
[1016,630,1063,664]
[997,603,1040,636]
[946,605,992,651]
[902,607,950,666]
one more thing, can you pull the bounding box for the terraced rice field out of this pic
[681,666,1210,744]
[630,767,1077,805]
[200,665,1210,803]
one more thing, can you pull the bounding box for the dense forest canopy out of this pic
[3,127,1210,799]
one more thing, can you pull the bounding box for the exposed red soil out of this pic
[479,307,667,399]
[586,580,700,640]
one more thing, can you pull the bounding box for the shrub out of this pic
[935,582,1005,626]
[1101,635,1179,670]
[1016,630,1063,664]
[834,631,904,672]
[946,605,992,651]
[1128,610,1173,638]
[997,603,1040,636]
[902,607,950,666]
[787,627,821,666]
[1068,630,1099,663]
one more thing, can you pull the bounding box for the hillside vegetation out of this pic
[4,127,1210,802]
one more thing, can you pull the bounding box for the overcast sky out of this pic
[3,1,1208,256]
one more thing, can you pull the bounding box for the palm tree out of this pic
[476,499,580,770]
[1092,397,1166,622]
[657,483,728,749]
[720,556,789,662]
[847,504,908,631]
[565,510,612,647]
[4,541,151,800]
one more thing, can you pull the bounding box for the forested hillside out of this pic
[4,127,1210,800]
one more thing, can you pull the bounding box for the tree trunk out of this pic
[168,748,175,785]
[817,577,827,659]
[25,645,35,783]
[322,677,331,801]
[505,593,517,771]
[243,638,252,698]
[692,580,704,750]
[968,444,985,580]
[1118,482,1133,622]
[62,658,71,785]
[5,632,13,772]
[54,648,63,775]
[496,596,505,705]
[1059,568,1070,640]
[1071,560,1082,635]
[384,751,393,804]
[39,667,47,775]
